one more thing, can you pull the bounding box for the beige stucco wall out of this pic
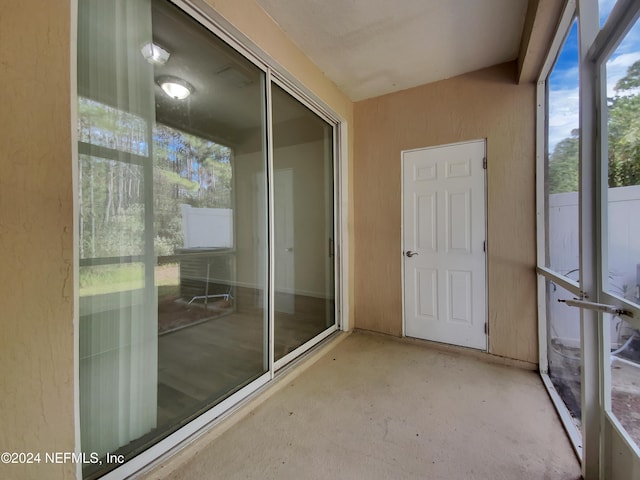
[1,1,353,479]
[0,1,77,479]
[354,62,538,364]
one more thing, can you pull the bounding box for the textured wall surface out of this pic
[354,63,538,364]
[0,1,76,479]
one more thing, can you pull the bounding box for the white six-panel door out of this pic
[402,140,487,350]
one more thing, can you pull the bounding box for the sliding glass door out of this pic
[76,1,339,478]
[271,84,336,363]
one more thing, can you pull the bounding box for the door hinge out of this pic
[482,157,487,169]
[483,241,486,252]
[484,323,488,335]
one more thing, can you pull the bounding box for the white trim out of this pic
[400,150,406,337]
[535,76,548,374]
[596,56,610,312]
[537,266,582,296]
[333,122,342,330]
[98,373,271,480]
[576,2,600,478]
[273,326,338,371]
[541,373,583,459]
[588,0,640,63]
[482,139,489,353]
[537,275,550,374]
[266,68,275,379]
[401,138,486,154]
[538,0,577,82]
[338,121,350,332]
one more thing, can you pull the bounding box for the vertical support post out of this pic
[577,1,600,478]
[536,77,549,374]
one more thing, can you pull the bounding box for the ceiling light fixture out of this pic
[141,42,170,65]
[156,76,194,100]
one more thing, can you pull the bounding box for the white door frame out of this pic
[401,138,488,350]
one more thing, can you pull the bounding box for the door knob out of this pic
[406,250,419,257]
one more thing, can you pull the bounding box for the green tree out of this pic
[608,60,640,187]
[548,59,640,192]
[78,98,233,259]
[153,124,232,255]
[548,129,579,194]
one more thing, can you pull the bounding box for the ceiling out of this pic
[152,0,265,145]
[80,0,544,148]
[256,0,530,101]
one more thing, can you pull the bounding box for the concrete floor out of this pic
[142,331,581,480]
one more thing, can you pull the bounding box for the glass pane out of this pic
[78,0,268,476]
[604,16,640,306]
[271,84,335,361]
[610,318,640,448]
[78,98,149,156]
[599,0,616,28]
[546,20,580,280]
[547,280,582,428]
[78,154,146,260]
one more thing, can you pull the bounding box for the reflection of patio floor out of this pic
[156,293,329,427]
[158,294,232,334]
[550,337,640,447]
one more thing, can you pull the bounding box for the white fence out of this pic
[181,204,233,248]
[548,185,640,345]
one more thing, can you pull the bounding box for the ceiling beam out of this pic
[517,0,566,84]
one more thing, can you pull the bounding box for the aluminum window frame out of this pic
[590,0,640,468]
[535,0,583,460]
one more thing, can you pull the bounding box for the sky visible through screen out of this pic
[548,0,640,154]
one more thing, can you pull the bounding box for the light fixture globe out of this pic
[141,42,170,65]
[156,76,194,100]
